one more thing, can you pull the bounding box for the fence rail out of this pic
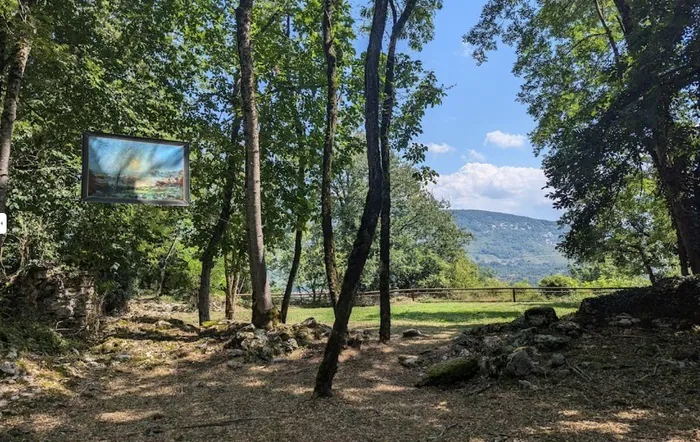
[234,286,637,306]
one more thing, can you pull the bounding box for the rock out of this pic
[154,320,172,330]
[550,353,566,368]
[551,321,583,337]
[0,362,17,376]
[294,328,313,346]
[416,358,480,387]
[518,379,538,390]
[617,318,633,327]
[523,307,559,328]
[480,355,508,378]
[554,368,571,378]
[227,360,243,370]
[398,355,420,368]
[402,329,425,338]
[533,334,571,351]
[300,318,318,328]
[6,348,18,360]
[112,354,132,362]
[505,349,538,378]
[282,338,299,353]
[347,333,364,349]
[227,349,245,358]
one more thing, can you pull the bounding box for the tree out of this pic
[314,0,390,397]
[465,0,700,275]
[378,0,418,342]
[562,174,679,283]
[321,0,341,313]
[236,0,277,328]
[0,0,34,248]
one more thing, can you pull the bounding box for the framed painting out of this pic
[82,132,190,206]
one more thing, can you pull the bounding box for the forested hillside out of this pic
[451,210,569,283]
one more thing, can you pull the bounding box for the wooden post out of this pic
[512,288,516,303]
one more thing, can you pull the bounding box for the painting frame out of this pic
[81,131,190,206]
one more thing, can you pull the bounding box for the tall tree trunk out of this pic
[0,33,32,249]
[378,0,417,344]
[321,0,340,312]
[156,236,178,297]
[314,0,389,398]
[224,251,239,321]
[197,79,241,325]
[651,93,700,274]
[236,0,278,328]
[672,217,690,276]
[281,151,306,323]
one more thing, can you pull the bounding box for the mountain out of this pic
[450,209,570,284]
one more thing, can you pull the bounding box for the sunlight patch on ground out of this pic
[98,410,160,423]
[557,419,631,435]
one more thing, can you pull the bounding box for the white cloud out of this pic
[461,41,475,57]
[426,142,454,154]
[483,130,527,149]
[462,149,487,162]
[430,162,558,220]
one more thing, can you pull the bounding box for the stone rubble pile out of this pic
[224,318,332,362]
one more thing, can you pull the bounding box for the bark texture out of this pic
[0,34,31,219]
[378,0,417,343]
[321,0,340,312]
[236,0,278,328]
[314,0,389,398]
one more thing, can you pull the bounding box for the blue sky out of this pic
[89,136,184,176]
[355,1,559,220]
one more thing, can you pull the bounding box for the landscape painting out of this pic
[82,132,189,206]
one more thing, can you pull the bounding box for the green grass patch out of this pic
[174,300,580,329]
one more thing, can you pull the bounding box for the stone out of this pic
[294,328,313,346]
[402,329,425,338]
[550,353,566,368]
[300,318,318,328]
[112,354,132,362]
[505,349,538,378]
[227,361,244,369]
[533,334,571,351]
[398,355,420,368]
[154,320,173,330]
[416,358,480,387]
[347,333,364,349]
[551,321,583,337]
[617,318,633,327]
[554,368,571,378]
[518,379,538,390]
[523,307,559,328]
[228,349,245,358]
[282,338,299,353]
[479,355,508,378]
[0,362,17,376]
[6,348,18,360]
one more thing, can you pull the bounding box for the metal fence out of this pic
[235,286,636,307]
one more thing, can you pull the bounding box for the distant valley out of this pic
[450,210,570,284]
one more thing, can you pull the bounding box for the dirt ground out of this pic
[2,304,700,442]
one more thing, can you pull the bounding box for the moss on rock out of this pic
[417,357,479,387]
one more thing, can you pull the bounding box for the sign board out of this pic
[82,132,190,206]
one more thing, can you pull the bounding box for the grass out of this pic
[172,300,580,329]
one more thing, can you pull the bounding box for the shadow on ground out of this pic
[4,310,700,442]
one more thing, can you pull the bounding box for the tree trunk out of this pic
[281,148,306,323]
[197,79,241,325]
[321,0,340,313]
[156,236,178,297]
[0,34,32,236]
[314,0,389,398]
[282,222,303,323]
[672,217,690,276]
[224,251,239,321]
[378,0,417,344]
[236,0,278,328]
[650,93,700,275]
[593,0,622,79]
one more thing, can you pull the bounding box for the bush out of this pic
[538,274,578,297]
